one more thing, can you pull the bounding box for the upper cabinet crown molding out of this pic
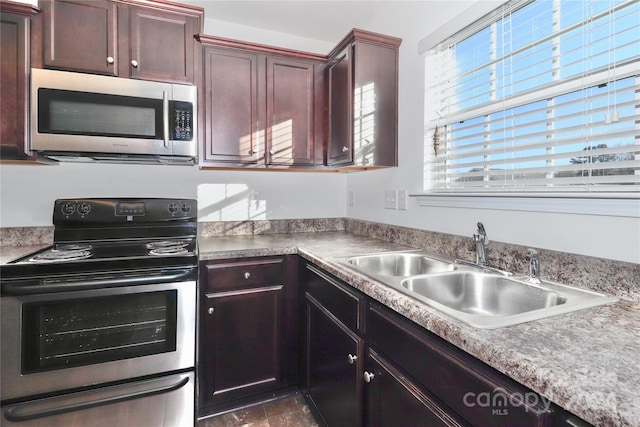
[196,34,326,63]
[328,28,402,58]
[0,0,40,16]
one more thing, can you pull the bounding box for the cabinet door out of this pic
[352,41,398,167]
[202,47,264,165]
[327,47,352,165]
[366,350,470,427]
[126,5,197,83]
[201,285,284,405]
[266,57,315,166]
[41,0,117,75]
[1,11,31,158]
[305,295,364,427]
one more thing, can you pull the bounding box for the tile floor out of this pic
[197,394,319,427]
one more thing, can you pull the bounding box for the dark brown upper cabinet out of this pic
[196,29,401,171]
[327,30,402,169]
[197,35,325,169]
[1,1,39,162]
[36,0,202,84]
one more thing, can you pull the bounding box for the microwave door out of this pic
[31,88,172,156]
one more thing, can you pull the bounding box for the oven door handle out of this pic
[2,268,194,295]
[3,373,190,422]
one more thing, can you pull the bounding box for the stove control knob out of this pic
[61,202,76,215]
[168,203,179,214]
[78,203,91,215]
[180,203,191,213]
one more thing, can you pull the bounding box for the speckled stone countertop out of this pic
[199,232,640,427]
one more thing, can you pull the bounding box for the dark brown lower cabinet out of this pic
[198,256,298,416]
[366,349,469,427]
[305,295,364,427]
[367,302,554,427]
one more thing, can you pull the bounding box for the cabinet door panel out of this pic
[367,350,470,427]
[42,0,117,75]
[306,295,363,427]
[266,57,315,166]
[203,48,263,165]
[353,41,398,167]
[368,303,552,426]
[128,6,196,83]
[202,285,283,404]
[1,12,30,157]
[327,48,352,165]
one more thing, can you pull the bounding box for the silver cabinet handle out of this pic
[131,59,139,68]
[248,149,254,155]
[342,146,349,152]
[208,307,214,315]
[269,149,275,155]
[106,56,114,64]
[347,354,357,364]
[363,371,375,383]
[244,272,251,279]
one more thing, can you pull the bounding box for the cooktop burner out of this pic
[29,249,92,263]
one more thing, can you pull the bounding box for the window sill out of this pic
[410,192,640,217]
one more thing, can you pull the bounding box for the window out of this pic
[424,0,640,196]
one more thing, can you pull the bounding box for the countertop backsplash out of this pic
[2,218,637,301]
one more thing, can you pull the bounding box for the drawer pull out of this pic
[244,272,251,279]
[363,371,375,383]
[347,354,357,365]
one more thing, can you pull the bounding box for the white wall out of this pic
[0,163,346,226]
[345,2,640,264]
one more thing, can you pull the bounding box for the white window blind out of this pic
[425,0,640,193]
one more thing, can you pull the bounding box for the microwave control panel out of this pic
[170,101,193,141]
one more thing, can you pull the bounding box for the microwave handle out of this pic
[163,90,170,147]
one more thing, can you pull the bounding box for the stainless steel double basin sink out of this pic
[343,251,618,329]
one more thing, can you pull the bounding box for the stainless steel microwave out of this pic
[30,68,197,165]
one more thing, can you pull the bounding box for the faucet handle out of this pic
[525,248,538,259]
[477,222,486,236]
[475,222,488,244]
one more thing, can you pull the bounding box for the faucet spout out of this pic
[473,222,488,266]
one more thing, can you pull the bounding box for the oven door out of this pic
[1,371,194,427]
[1,278,195,402]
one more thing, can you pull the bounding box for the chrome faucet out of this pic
[473,222,488,266]
[526,248,541,284]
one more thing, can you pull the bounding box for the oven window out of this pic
[22,291,177,374]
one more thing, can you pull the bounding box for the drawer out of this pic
[368,303,553,427]
[304,263,365,333]
[203,257,285,291]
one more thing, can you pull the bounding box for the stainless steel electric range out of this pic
[1,198,198,427]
